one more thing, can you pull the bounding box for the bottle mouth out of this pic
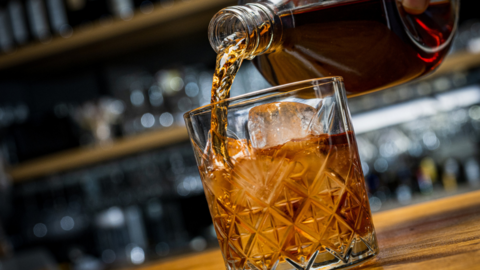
[208,9,249,54]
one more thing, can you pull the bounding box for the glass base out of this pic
[226,232,379,270]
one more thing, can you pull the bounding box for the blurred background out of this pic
[0,0,480,269]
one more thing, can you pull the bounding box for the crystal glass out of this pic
[184,77,379,270]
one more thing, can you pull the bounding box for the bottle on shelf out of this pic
[442,158,459,192]
[24,0,51,42]
[417,157,435,195]
[155,68,191,127]
[208,0,459,96]
[146,80,171,130]
[0,0,14,53]
[108,0,134,21]
[45,0,72,38]
[7,0,30,46]
[465,157,480,187]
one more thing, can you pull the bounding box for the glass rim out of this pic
[184,76,344,118]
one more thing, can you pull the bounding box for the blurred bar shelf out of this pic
[428,50,480,78]
[6,50,480,183]
[0,0,235,74]
[7,126,189,183]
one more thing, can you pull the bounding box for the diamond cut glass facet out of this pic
[198,132,378,269]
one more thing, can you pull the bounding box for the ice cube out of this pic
[248,102,317,149]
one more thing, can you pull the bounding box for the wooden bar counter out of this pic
[134,190,480,270]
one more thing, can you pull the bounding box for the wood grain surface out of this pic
[128,190,480,270]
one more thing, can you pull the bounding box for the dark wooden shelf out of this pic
[0,0,235,74]
[7,126,189,182]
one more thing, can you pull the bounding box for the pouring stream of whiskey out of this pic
[209,35,247,164]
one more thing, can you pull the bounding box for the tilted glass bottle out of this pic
[209,0,459,97]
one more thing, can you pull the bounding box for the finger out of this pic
[402,0,430,15]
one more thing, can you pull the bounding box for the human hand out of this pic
[402,0,431,15]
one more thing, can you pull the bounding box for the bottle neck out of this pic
[208,3,281,60]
